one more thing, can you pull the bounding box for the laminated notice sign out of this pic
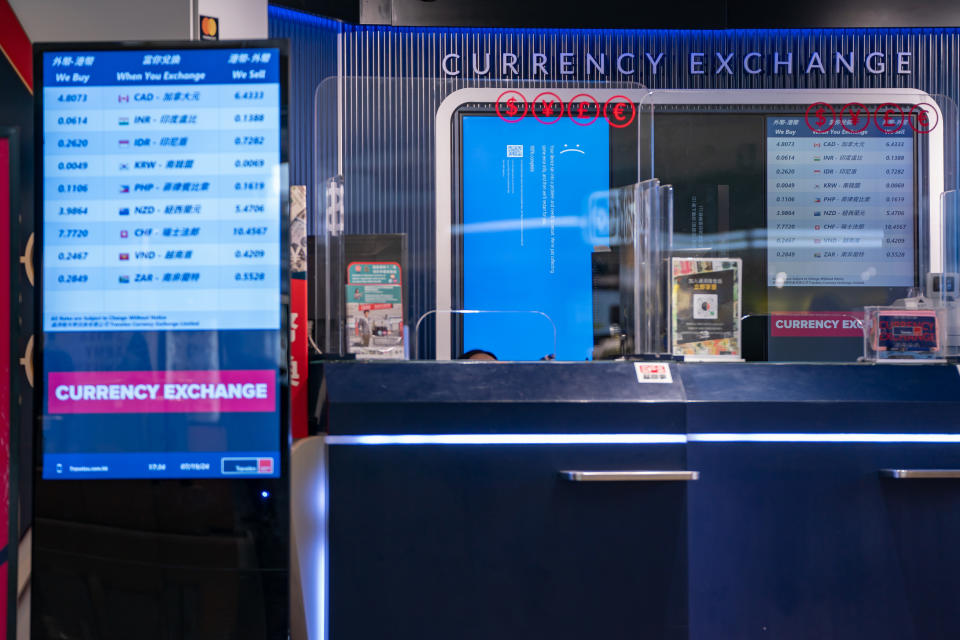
[346,261,404,359]
[670,257,742,359]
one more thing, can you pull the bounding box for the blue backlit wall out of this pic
[268,6,340,193]
[266,8,960,354]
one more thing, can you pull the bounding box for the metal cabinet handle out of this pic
[560,470,699,482]
[880,469,960,479]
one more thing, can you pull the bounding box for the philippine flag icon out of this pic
[120,185,130,193]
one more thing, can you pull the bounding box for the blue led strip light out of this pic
[325,433,960,445]
[688,433,960,443]
[325,434,688,445]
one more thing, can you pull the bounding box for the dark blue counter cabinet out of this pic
[321,362,960,640]
[678,365,960,640]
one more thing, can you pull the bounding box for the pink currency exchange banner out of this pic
[47,369,276,414]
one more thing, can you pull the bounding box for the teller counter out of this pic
[292,361,960,640]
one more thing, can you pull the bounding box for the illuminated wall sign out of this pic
[440,50,914,77]
[38,44,287,479]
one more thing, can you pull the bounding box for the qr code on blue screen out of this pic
[506,145,523,158]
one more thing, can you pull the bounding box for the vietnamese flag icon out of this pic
[119,253,130,261]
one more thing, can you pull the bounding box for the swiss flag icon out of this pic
[258,458,274,474]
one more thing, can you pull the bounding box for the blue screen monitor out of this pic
[460,115,610,361]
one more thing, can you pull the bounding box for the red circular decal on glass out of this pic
[495,90,528,123]
[532,92,564,124]
[568,93,600,126]
[908,103,938,134]
[874,103,905,134]
[603,96,636,128]
[839,102,870,133]
[805,102,836,133]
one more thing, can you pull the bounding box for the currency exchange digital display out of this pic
[37,43,287,480]
[766,115,915,288]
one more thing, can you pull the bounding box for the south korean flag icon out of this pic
[693,293,718,320]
